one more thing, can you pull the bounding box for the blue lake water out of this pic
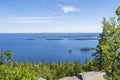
[0,33,99,64]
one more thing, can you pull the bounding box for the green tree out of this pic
[93,18,110,71]
[93,17,120,80]
[83,59,95,71]
[116,6,120,20]
[4,50,13,62]
[0,52,5,65]
[0,50,13,64]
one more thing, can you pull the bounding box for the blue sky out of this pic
[0,0,120,33]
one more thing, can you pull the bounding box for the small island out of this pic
[25,38,35,40]
[68,49,73,53]
[46,38,63,40]
[80,47,95,51]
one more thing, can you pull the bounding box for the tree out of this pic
[93,17,120,80]
[0,50,13,64]
[93,18,110,71]
[116,6,120,20]
[0,52,4,64]
[4,50,13,62]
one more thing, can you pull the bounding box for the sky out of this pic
[0,0,120,33]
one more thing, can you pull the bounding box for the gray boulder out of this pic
[59,76,81,80]
[78,71,106,80]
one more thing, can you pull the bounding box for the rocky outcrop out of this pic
[59,76,81,80]
[78,71,106,80]
[39,71,106,80]
[59,71,105,80]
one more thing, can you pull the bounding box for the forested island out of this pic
[80,47,95,51]
[0,5,120,80]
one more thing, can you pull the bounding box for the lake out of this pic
[0,33,99,64]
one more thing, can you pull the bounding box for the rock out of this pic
[39,71,106,80]
[59,76,81,80]
[78,71,106,80]
[38,78,46,80]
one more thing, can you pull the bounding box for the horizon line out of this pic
[0,32,101,34]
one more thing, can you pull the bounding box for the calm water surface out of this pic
[0,33,99,64]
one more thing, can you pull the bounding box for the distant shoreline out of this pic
[0,32,101,34]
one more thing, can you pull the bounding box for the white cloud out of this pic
[61,6,80,13]
[0,16,68,24]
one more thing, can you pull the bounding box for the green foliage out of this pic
[116,6,120,15]
[0,51,90,80]
[0,50,13,64]
[0,62,38,80]
[0,60,86,80]
[116,6,120,20]
[4,50,13,61]
[93,17,120,80]
[83,59,96,71]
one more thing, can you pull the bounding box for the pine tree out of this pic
[93,17,120,80]
[93,18,109,71]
